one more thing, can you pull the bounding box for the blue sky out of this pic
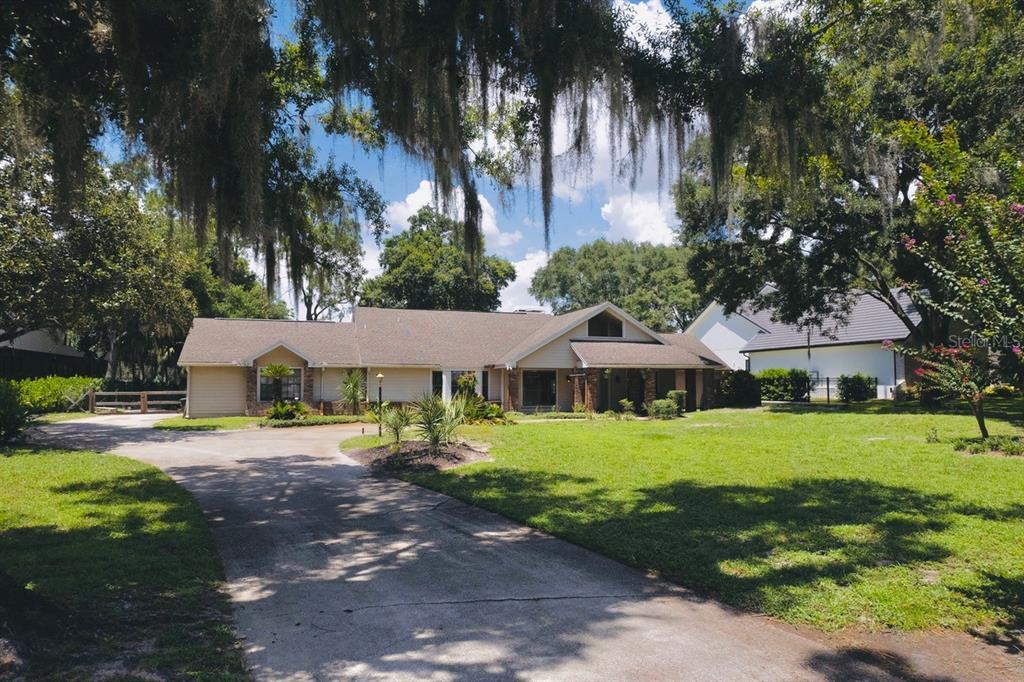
[269,0,700,312]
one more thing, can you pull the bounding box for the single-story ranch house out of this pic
[687,290,923,399]
[178,302,727,418]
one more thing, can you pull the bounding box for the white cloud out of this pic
[600,192,676,245]
[748,0,802,20]
[384,179,522,250]
[500,250,550,312]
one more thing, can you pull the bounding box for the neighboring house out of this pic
[178,302,726,418]
[688,291,923,399]
[0,330,104,380]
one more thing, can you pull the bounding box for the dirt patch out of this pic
[348,440,492,473]
[793,623,1024,682]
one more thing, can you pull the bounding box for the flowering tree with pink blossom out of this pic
[909,346,997,439]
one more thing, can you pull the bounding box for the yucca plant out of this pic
[412,394,466,455]
[381,405,414,448]
[339,368,365,415]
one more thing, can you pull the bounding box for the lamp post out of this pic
[376,372,384,438]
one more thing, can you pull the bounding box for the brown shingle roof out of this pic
[178,305,725,370]
[571,337,725,369]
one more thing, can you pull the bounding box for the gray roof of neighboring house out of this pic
[179,304,726,369]
[0,330,86,357]
[740,291,922,353]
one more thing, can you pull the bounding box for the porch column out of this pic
[245,366,258,416]
[507,368,520,411]
[644,369,656,408]
[441,370,452,400]
[572,373,585,407]
[302,362,315,409]
[584,368,600,412]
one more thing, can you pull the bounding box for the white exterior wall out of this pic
[747,344,905,399]
[519,317,653,368]
[687,305,762,370]
[366,366,432,402]
[186,366,246,417]
[486,369,503,401]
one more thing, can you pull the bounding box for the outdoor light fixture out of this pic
[376,373,384,438]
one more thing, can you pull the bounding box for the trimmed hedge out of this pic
[263,414,366,427]
[666,389,687,416]
[755,368,811,402]
[837,373,875,402]
[717,370,761,407]
[647,398,677,420]
[15,376,102,413]
[1,379,32,443]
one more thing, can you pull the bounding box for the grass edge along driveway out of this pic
[0,447,246,680]
[398,406,1024,638]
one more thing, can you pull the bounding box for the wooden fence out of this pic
[87,389,186,414]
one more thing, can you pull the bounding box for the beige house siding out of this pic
[555,368,573,410]
[486,368,503,401]
[519,318,654,368]
[255,346,306,367]
[187,366,246,417]
[315,367,359,402]
[366,366,432,402]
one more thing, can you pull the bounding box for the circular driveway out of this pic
[34,415,915,681]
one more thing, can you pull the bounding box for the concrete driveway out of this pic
[33,415,915,681]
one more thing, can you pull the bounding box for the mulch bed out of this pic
[347,440,492,473]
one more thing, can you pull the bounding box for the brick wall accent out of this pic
[584,368,600,412]
[507,368,520,411]
[245,366,258,416]
[572,373,585,407]
[644,369,656,408]
[302,363,315,410]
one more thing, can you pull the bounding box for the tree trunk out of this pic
[104,332,121,384]
[972,395,989,439]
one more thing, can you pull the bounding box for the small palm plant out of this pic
[339,368,365,415]
[261,363,293,403]
[381,405,414,448]
[412,394,466,455]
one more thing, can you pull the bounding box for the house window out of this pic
[259,367,302,402]
[432,371,443,396]
[522,370,557,407]
[588,312,623,337]
[482,371,489,400]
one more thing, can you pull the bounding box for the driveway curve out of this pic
[35,415,932,681]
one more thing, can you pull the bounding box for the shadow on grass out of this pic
[764,398,1024,429]
[0,465,244,679]
[408,467,1024,633]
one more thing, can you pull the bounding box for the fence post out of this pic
[88,388,96,413]
[140,392,148,414]
[826,377,830,405]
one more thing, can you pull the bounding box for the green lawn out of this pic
[400,403,1024,635]
[153,415,261,431]
[0,447,245,679]
[32,412,96,424]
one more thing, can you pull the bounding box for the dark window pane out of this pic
[259,368,302,401]
[588,312,623,337]
[482,371,489,400]
[522,370,556,406]
[432,371,443,396]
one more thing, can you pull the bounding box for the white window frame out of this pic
[258,366,303,402]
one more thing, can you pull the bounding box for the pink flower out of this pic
[1010,203,1024,216]
[937,200,946,206]
[881,339,894,348]
[1013,345,1022,356]
[914,367,927,377]
[947,194,957,203]
[901,235,917,250]
[979,278,989,286]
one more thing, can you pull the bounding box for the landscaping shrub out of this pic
[455,372,477,395]
[647,398,676,420]
[618,398,635,415]
[412,394,465,454]
[0,379,32,444]
[952,435,1024,456]
[265,400,309,420]
[837,373,875,402]
[756,368,811,401]
[380,404,414,445]
[572,402,588,413]
[717,370,760,407]
[263,415,363,427]
[339,369,365,415]
[665,389,687,416]
[15,375,100,413]
[463,395,508,424]
[983,383,1019,397]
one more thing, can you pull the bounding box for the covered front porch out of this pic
[498,366,717,414]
